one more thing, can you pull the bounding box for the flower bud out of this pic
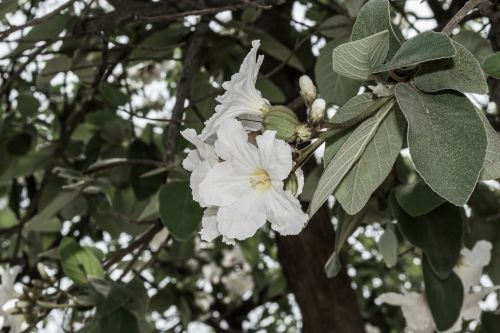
[309,98,326,126]
[37,263,50,280]
[262,105,300,143]
[299,75,317,106]
[295,123,314,142]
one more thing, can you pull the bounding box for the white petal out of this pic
[181,129,217,162]
[199,161,251,207]
[378,292,435,333]
[200,207,220,242]
[265,184,307,235]
[190,160,215,207]
[214,119,259,170]
[182,150,202,172]
[217,191,266,240]
[201,40,269,140]
[256,130,293,180]
[454,240,492,291]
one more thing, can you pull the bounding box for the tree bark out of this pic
[277,205,365,333]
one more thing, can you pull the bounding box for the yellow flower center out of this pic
[249,168,271,192]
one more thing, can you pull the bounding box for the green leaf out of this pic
[17,93,40,116]
[159,182,203,241]
[452,30,493,65]
[255,79,286,104]
[373,31,456,73]
[391,195,463,278]
[0,209,17,229]
[138,192,160,221]
[323,129,352,167]
[333,30,390,80]
[324,209,364,277]
[319,15,354,39]
[100,308,140,333]
[477,109,500,180]
[99,84,129,108]
[337,0,365,17]
[315,39,360,106]
[60,237,105,286]
[14,15,70,55]
[378,225,398,268]
[351,0,401,58]
[395,83,487,206]
[483,52,500,79]
[26,190,80,228]
[395,180,446,217]
[0,0,17,16]
[335,105,404,215]
[329,93,390,128]
[309,99,395,218]
[414,40,488,94]
[249,30,305,72]
[423,255,464,331]
[89,279,133,318]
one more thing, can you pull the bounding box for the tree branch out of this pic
[441,0,487,34]
[163,21,208,165]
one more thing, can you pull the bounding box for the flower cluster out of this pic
[378,241,499,333]
[181,40,308,244]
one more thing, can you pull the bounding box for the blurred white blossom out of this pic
[0,266,24,333]
[378,241,499,333]
[222,271,254,297]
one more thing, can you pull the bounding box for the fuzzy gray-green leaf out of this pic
[395,84,487,205]
[332,30,390,80]
[477,109,500,180]
[335,105,403,215]
[351,0,401,57]
[372,31,456,73]
[309,100,395,218]
[415,40,488,94]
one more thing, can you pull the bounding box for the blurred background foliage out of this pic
[0,0,499,332]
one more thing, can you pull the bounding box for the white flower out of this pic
[201,263,222,284]
[378,291,434,333]
[198,119,308,241]
[194,292,214,312]
[0,266,24,333]
[378,241,499,333]
[180,128,218,207]
[222,271,254,297]
[201,40,270,141]
[222,246,246,268]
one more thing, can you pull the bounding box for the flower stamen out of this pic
[249,168,271,192]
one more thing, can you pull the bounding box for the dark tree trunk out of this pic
[277,205,365,333]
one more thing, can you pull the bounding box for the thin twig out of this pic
[84,159,164,174]
[441,0,487,34]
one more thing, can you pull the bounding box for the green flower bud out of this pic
[262,105,300,143]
